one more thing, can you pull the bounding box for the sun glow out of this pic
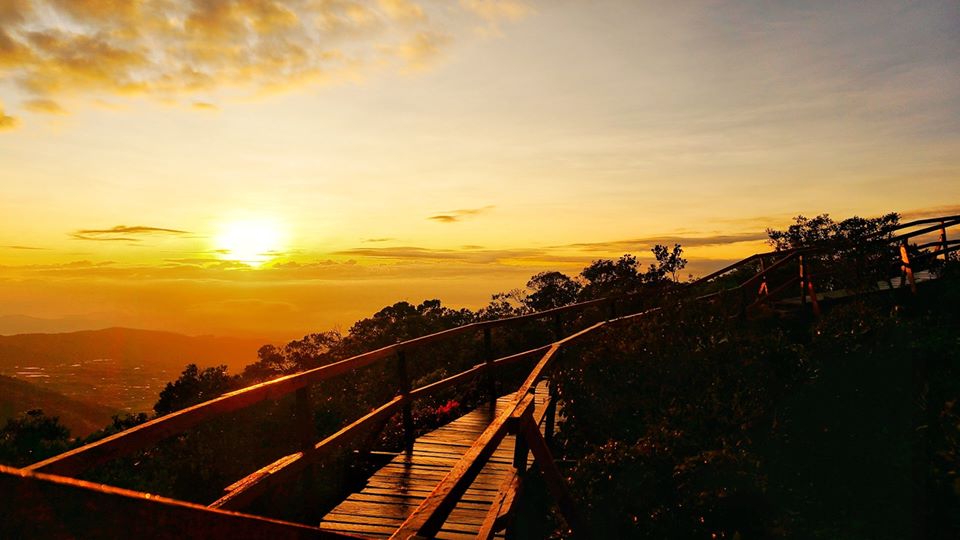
[214,218,285,267]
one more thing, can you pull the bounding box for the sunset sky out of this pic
[1,0,958,340]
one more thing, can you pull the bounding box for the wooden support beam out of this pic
[806,274,821,316]
[544,380,558,447]
[940,223,948,261]
[479,392,555,539]
[212,396,405,511]
[484,327,496,402]
[476,474,522,540]
[799,255,807,306]
[757,258,769,296]
[518,415,586,538]
[900,240,917,294]
[397,351,414,450]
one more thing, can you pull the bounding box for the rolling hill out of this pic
[0,328,267,412]
[0,375,118,437]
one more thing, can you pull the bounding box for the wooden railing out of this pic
[24,298,612,478]
[692,214,960,315]
[5,213,959,539]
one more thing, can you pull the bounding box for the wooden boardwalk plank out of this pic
[318,384,550,538]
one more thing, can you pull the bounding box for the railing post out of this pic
[553,313,563,341]
[798,255,821,316]
[606,298,617,320]
[757,258,769,297]
[483,327,496,402]
[940,222,949,261]
[512,393,532,475]
[294,386,317,515]
[544,380,558,447]
[799,255,807,306]
[397,350,414,450]
[900,240,917,294]
[806,270,821,317]
[518,414,587,538]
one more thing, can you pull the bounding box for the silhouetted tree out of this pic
[579,254,644,299]
[650,243,687,282]
[242,332,344,382]
[476,289,529,320]
[283,331,342,370]
[339,299,473,354]
[525,271,582,311]
[766,213,900,251]
[766,213,902,290]
[154,364,240,416]
[0,409,70,467]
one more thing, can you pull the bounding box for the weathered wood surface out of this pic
[319,385,551,539]
[0,464,354,540]
[212,347,554,512]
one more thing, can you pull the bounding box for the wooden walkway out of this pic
[319,383,551,539]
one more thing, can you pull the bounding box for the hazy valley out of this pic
[0,327,265,429]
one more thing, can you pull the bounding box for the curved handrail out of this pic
[25,292,615,476]
[16,212,960,538]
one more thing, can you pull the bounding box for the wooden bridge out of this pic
[2,214,958,539]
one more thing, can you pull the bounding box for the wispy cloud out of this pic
[901,204,960,220]
[559,232,768,253]
[335,245,536,263]
[428,205,494,223]
[72,225,192,242]
[363,237,396,243]
[3,245,48,250]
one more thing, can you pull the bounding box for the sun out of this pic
[214,218,285,266]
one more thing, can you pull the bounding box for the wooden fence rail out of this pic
[8,213,960,539]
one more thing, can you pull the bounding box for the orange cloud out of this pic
[23,98,66,114]
[0,0,531,124]
[0,100,17,130]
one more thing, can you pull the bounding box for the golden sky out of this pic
[1,1,958,340]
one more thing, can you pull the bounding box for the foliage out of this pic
[0,409,71,467]
[765,213,901,251]
[525,271,582,311]
[476,289,529,320]
[242,331,342,381]
[578,244,688,301]
[19,223,959,537]
[650,243,688,282]
[154,364,241,416]
[551,277,960,539]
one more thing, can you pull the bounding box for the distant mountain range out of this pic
[0,327,267,414]
[0,314,116,336]
[0,375,118,437]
